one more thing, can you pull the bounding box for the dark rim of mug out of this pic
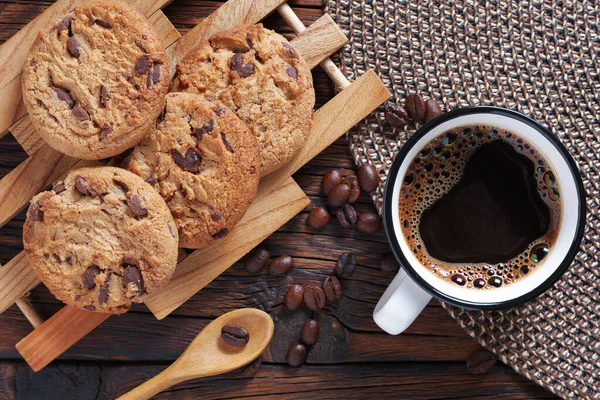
[382,106,587,310]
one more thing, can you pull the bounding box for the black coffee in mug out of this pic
[399,124,562,290]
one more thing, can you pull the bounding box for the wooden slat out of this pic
[16,306,111,372]
[0,252,40,314]
[0,0,173,140]
[288,14,347,69]
[145,177,309,319]
[10,10,181,155]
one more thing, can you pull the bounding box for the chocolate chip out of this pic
[405,92,426,122]
[28,202,43,222]
[211,212,222,221]
[146,70,154,89]
[72,104,90,121]
[142,34,148,40]
[151,63,161,85]
[52,182,66,194]
[83,265,101,289]
[113,179,129,192]
[98,275,111,305]
[212,228,229,239]
[100,124,112,140]
[75,176,92,196]
[466,351,497,374]
[67,36,81,58]
[135,40,148,53]
[100,85,109,107]
[212,106,227,116]
[171,148,202,173]
[52,87,74,107]
[157,107,167,122]
[122,256,137,266]
[123,264,144,295]
[94,19,112,29]
[221,133,234,152]
[134,55,151,75]
[83,305,96,311]
[66,256,73,264]
[53,254,61,263]
[221,324,250,347]
[195,120,214,138]
[282,42,299,58]
[230,53,255,78]
[127,195,148,217]
[58,15,72,35]
[286,66,298,79]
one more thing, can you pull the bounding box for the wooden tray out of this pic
[0,0,390,372]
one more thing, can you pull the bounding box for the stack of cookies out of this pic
[21,0,316,314]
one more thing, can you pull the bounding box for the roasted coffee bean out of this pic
[67,36,81,58]
[424,99,443,122]
[321,170,342,195]
[284,284,305,311]
[231,53,255,78]
[221,324,250,347]
[123,264,144,295]
[52,86,74,107]
[336,203,357,228]
[98,275,111,305]
[53,182,66,194]
[127,195,148,217]
[303,286,326,310]
[94,19,112,29]
[268,255,294,276]
[171,148,202,173]
[75,176,92,196]
[244,246,270,273]
[100,85,110,107]
[221,133,234,152]
[405,92,426,122]
[335,253,357,277]
[58,15,72,34]
[323,276,343,302]
[357,164,380,192]
[307,207,330,229]
[342,175,360,203]
[28,202,43,222]
[83,265,100,289]
[286,65,298,79]
[134,55,152,74]
[385,104,409,128]
[466,351,497,374]
[328,184,351,207]
[196,120,214,138]
[301,319,320,345]
[379,252,400,272]
[286,343,307,367]
[356,212,382,234]
[72,104,90,121]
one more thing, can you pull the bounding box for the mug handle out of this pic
[373,268,432,335]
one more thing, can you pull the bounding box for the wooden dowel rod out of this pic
[15,296,44,328]
[277,3,351,89]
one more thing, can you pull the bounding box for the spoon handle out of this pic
[117,365,187,400]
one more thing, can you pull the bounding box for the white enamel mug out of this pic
[373,107,586,335]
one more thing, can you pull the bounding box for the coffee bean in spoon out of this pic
[379,252,400,272]
[405,92,426,122]
[336,203,357,228]
[335,253,357,277]
[321,170,342,195]
[301,319,320,345]
[342,175,360,203]
[303,286,326,311]
[284,284,305,311]
[221,324,250,347]
[323,276,343,302]
[328,184,351,207]
[287,342,308,367]
[385,104,409,128]
[357,164,380,192]
[244,246,270,273]
[356,212,382,234]
[306,207,330,229]
[424,99,443,122]
[268,255,294,276]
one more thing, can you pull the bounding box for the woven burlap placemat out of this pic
[325,1,600,398]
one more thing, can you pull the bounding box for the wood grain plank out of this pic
[15,306,111,372]
[289,13,347,69]
[0,253,39,315]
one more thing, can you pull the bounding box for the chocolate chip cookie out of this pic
[22,0,169,160]
[127,92,260,249]
[23,167,179,314]
[170,24,315,176]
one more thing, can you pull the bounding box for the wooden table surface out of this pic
[0,1,558,399]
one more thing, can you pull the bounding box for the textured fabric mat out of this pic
[324,1,600,398]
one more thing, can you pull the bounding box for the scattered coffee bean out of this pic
[52,87,74,107]
[123,264,144,295]
[379,252,400,272]
[335,253,357,277]
[405,92,426,122]
[28,202,43,222]
[72,104,90,121]
[127,195,147,217]
[284,284,305,311]
[83,265,100,289]
[134,55,152,75]
[336,203,357,228]
[301,319,320,345]
[286,342,307,367]
[67,36,81,58]
[342,175,360,203]
[321,170,342,195]
[323,276,343,302]
[244,246,270,273]
[466,351,497,374]
[231,53,255,78]
[268,255,294,276]
[307,207,330,229]
[171,148,202,173]
[328,184,351,207]
[385,104,409,128]
[424,99,443,122]
[303,286,326,311]
[357,164,380,192]
[221,324,250,347]
[356,212,382,234]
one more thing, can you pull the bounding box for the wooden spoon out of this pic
[117,308,274,400]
